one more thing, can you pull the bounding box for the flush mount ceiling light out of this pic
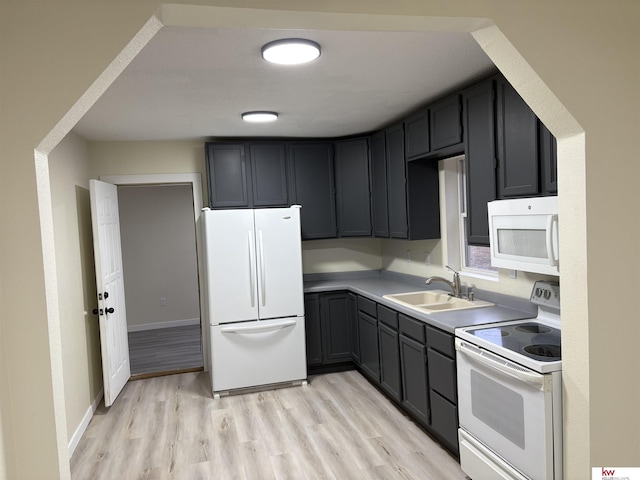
[241,111,279,123]
[261,38,321,65]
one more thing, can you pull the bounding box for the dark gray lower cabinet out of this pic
[426,325,459,455]
[348,293,360,364]
[304,292,353,370]
[378,322,401,402]
[358,310,380,382]
[304,294,323,366]
[399,333,429,425]
[430,391,459,453]
[305,292,459,456]
[320,293,353,364]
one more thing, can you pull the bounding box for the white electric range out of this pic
[455,281,562,480]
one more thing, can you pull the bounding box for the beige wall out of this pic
[118,184,200,328]
[89,140,207,202]
[48,132,103,446]
[1,2,639,479]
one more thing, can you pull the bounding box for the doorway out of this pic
[101,173,207,378]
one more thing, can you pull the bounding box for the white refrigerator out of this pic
[201,206,307,397]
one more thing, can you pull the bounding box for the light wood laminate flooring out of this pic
[71,370,467,480]
[128,324,203,376]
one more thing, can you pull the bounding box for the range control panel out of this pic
[530,281,560,310]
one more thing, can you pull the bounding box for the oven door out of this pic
[456,339,555,480]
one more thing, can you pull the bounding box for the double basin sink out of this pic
[382,289,493,315]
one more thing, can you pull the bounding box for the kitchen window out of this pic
[444,155,498,279]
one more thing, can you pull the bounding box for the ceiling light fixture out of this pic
[241,111,279,123]
[261,38,321,65]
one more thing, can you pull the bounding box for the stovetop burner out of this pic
[468,321,561,363]
[524,343,561,359]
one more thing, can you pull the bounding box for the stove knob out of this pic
[543,289,551,299]
[535,287,543,298]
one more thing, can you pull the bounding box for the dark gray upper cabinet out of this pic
[288,143,337,240]
[540,122,558,195]
[430,94,463,151]
[370,131,389,238]
[386,123,440,240]
[404,108,430,161]
[496,77,540,198]
[249,143,288,207]
[205,143,251,208]
[386,123,409,239]
[463,77,497,246]
[334,138,372,237]
[406,160,440,239]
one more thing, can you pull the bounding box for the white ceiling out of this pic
[72,26,497,142]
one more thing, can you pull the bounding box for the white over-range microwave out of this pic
[488,196,559,276]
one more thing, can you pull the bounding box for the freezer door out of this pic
[203,209,258,324]
[210,317,307,393]
[254,207,305,319]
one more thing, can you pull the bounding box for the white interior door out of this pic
[90,179,130,406]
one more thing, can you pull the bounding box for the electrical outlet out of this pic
[160,297,167,306]
[509,270,517,279]
[424,253,431,265]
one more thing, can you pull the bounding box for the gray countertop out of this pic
[303,270,536,334]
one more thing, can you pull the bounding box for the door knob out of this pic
[106,307,115,314]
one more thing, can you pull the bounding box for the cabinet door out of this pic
[335,138,372,237]
[358,311,380,382]
[463,78,497,246]
[496,77,539,198]
[430,390,459,454]
[348,293,360,364]
[379,322,402,402]
[288,143,337,239]
[406,160,440,240]
[430,94,462,151]
[304,294,323,366]
[249,143,288,206]
[404,108,430,160]
[427,348,457,403]
[205,143,251,208]
[386,124,408,239]
[540,122,558,195]
[370,131,389,238]
[320,293,352,364]
[399,334,429,425]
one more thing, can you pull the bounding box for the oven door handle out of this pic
[456,340,548,391]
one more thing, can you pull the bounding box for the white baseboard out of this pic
[127,317,200,332]
[68,388,103,459]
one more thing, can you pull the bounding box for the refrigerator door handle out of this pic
[220,319,296,335]
[248,231,256,308]
[258,230,266,307]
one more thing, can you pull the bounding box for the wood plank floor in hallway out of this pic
[70,370,468,480]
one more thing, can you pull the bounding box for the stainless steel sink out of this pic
[382,289,493,314]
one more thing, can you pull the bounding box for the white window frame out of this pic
[444,155,498,282]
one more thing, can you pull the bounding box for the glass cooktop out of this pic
[468,321,561,362]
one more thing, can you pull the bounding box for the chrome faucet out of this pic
[425,266,462,298]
